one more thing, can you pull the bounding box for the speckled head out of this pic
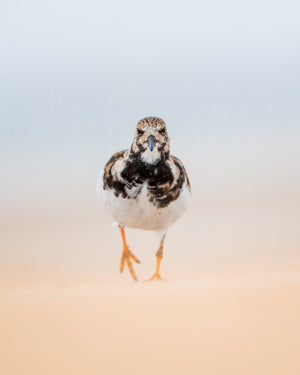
[131,117,170,164]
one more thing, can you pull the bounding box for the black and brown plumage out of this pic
[98,116,191,281]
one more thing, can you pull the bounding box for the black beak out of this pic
[147,135,157,151]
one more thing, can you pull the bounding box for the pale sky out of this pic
[0,0,299,211]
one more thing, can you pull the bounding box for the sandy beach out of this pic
[1,204,300,374]
[2,0,300,373]
[1,272,300,375]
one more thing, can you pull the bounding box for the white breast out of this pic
[100,181,191,232]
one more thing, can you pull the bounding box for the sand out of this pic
[0,206,300,375]
[1,203,300,374]
[1,273,300,375]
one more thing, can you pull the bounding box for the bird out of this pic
[98,116,191,281]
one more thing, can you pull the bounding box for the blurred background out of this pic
[1,2,300,375]
[1,0,300,287]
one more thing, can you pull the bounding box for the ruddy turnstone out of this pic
[98,116,191,281]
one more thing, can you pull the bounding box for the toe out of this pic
[145,273,163,282]
[119,247,140,280]
[126,257,138,281]
[128,250,141,264]
[124,254,138,281]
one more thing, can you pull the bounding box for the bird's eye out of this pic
[159,127,166,134]
[137,128,144,135]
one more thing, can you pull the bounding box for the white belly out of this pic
[100,183,190,231]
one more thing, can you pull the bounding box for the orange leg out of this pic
[147,235,166,281]
[119,225,140,281]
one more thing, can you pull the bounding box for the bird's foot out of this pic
[145,272,164,282]
[120,246,140,281]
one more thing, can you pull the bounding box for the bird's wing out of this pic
[103,150,127,188]
[170,155,191,192]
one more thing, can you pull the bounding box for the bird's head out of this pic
[131,117,170,164]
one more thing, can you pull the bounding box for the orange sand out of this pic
[1,274,300,375]
[1,204,300,374]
